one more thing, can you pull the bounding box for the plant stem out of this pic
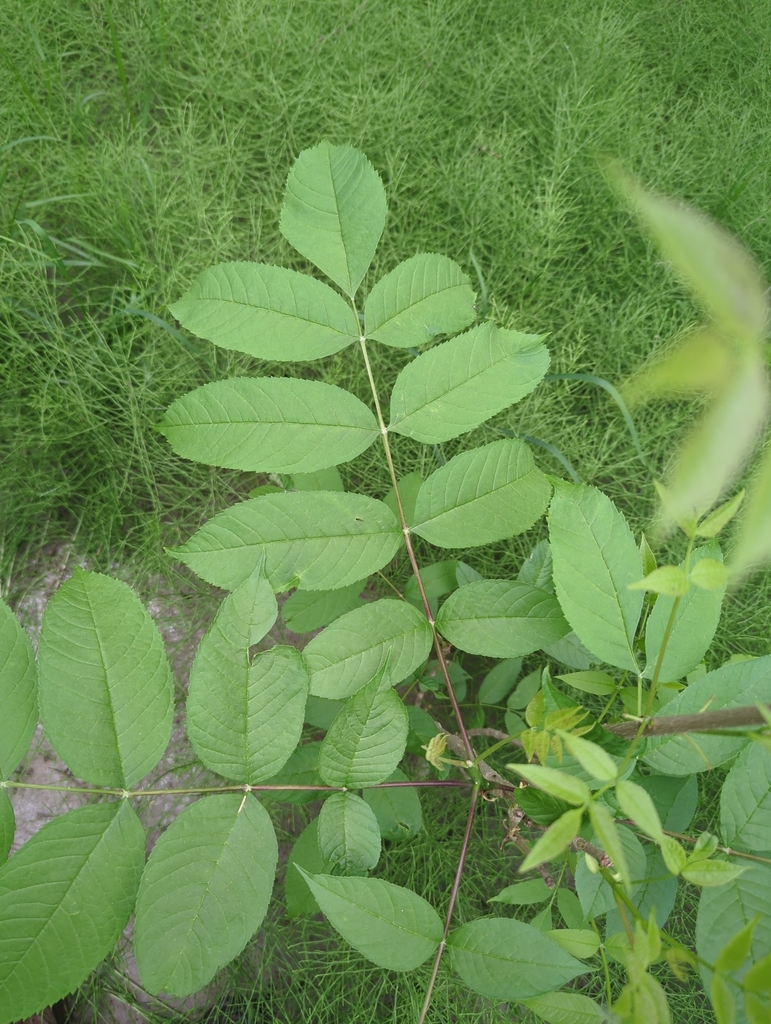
[605,703,771,739]
[356,333,474,761]
[417,785,480,1024]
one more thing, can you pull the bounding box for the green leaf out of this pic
[37,569,174,788]
[411,438,551,548]
[171,491,402,592]
[134,794,277,997]
[318,674,408,787]
[158,377,378,473]
[363,252,475,347]
[168,262,359,361]
[0,802,144,1022]
[362,769,422,841]
[285,818,326,917]
[589,802,631,889]
[0,597,37,780]
[188,644,309,784]
[291,465,345,491]
[404,559,458,614]
[436,580,569,658]
[557,888,585,930]
[281,581,366,634]
[456,561,484,586]
[644,655,771,774]
[689,558,730,591]
[280,142,386,297]
[615,780,665,844]
[508,764,591,807]
[0,791,13,863]
[304,599,433,700]
[488,878,552,906]
[576,825,646,918]
[731,444,771,577]
[543,633,598,671]
[721,743,771,854]
[644,544,726,681]
[622,176,769,349]
[711,974,736,1024]
[696,491,745,537]
[388,322,548,442]
[697,865,771,993]
[317,791,381,875]
[560,734,618,783]
[549,482,643,672]
[744,953,771,993]
[305,695,344,730]
[682,859,747,887]
[516,787,572,826]
[447,918,586,1000]
[629,565,689,596]
[520,808,584,873]
[519,539,554,591]
[479,658,522,705]
[606,848,678,936]
[522,991,607,1024]
[297,869,442,970]
[557,671,616,696]
[715,918,758,973]
[546,929,601,960]
[636,774,698,832]
[383,470,423,527]
[261,741,323,804]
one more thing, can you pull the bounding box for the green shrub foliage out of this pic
[1,142,770,1024]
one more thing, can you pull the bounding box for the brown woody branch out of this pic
[604,703,771,740]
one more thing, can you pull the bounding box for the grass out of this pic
[3,0,771,1020]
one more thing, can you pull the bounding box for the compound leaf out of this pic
[280,142,386,297]
[188,644,308,784]
[0,597,37,780]
[548,482,643,672]
[388,322,549,442]
[644,543,725,681]
[448,918,586,1000]
[364,252,475,347]
[644,655,771,774]
[0,802,144,1023]
[411,438,552,548]
[134,794,277,997]
[304,599,433,700]
[168,262,359,361]
[171,491,402,592]
[159,377,377,473]
[362,769,423,841]
[317,791,381,875]
[281,581,366,634]
[436,580,570,658]
[720,743,771,854]
[297,870,442,970]
[318,674,408,787]
[37,569,174,788]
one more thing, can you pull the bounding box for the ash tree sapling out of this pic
[1,141,771,1024]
